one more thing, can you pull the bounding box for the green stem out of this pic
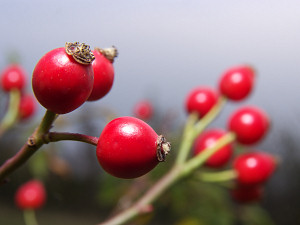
[175,113,198,165]
[23,209,38,225]
[0,89,21,137]
[175,97,227,165]
[181,132,236,176]
[45,132,99,146]
[194,96,227,134]
[0,110,57,182]
[196,169,238,183]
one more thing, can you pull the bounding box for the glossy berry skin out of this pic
[233,152,276,186]
[97,116,160,179]
[32,47,94,114]
[133,100,153,120]
[0,64,26,92]
[231,184,263,203]
[228,106,269,145]
[19,94,36,120]
[87,49,114,101]
[193,129,233,168]
[15,180,46,210]
[219,65,255,101]
[185,87,219,118]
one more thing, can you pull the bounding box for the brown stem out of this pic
[45,132,98,146]
[0,110,57,183]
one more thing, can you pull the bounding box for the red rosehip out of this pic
[15,180,46,210]
[133,100,153,120]
[96,116,170,179]
[233,152,276,186]
[0,64,26,92]
[87,47,117,101]
[228,106,269,145]
[19,94,36,120]
[231,184,263,203]
[193,129,233,168]
[185,87,219,118]
[219,65,255,101]
[32,43,94,114]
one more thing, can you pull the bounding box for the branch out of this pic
[0,110,57,182]
[45,132,99,146]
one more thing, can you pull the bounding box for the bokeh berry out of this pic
[219,65,255,101]
[0,64,26,92]
[193,129,233,168]
[15,180,46,210]
[233,151,276,186]
[228,106,270,145]
[133,100,153,121]
[185,87,219,118]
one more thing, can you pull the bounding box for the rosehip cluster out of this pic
[186,65,276,203]
[0,41,280,225]
[30,42,171,179]
[32,42,117,114]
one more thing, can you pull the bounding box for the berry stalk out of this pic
[196,169,238,183]
[44,132,99,146]
[176,96,227,165]
[23,209,38,225]
[181,132,236,176]
[0,89,21,137]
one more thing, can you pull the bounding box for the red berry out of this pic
[231,184,263,203]
[19,94,36,120]
[0,64,26,92]
[87,48,116,101]
[133,100,153,120]
[185,87,219,118]
[15,180,46,210]
[32,43,94,114]
[228,106,269,145]
[233,152,276,186]
[96,116,170,179]
[193,129,233,168]
[219,65,255,101]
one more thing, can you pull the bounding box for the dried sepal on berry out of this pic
[156,135,171,162]
[65,42,95,65]
[94,46,118,63]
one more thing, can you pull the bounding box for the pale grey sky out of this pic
[1,0,300,126]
